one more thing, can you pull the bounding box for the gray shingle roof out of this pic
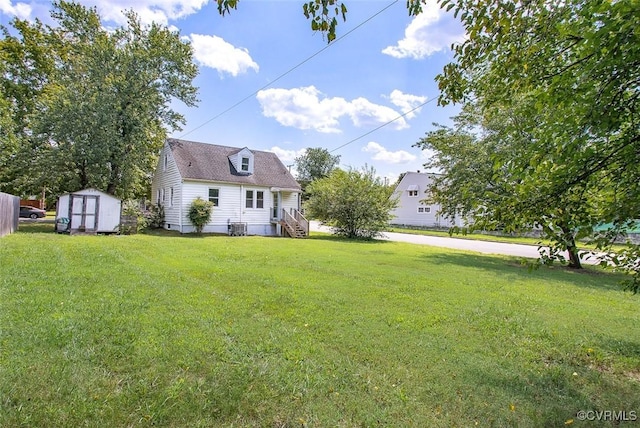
[168,138,301,190]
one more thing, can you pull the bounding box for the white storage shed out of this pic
[55,188,122,234]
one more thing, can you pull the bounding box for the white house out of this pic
[389,171,464,228]
[55,188,122,234]
[151,139,306,237]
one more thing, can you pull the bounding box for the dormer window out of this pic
[230,147,254,175]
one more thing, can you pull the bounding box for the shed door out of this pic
[69,194,99,231]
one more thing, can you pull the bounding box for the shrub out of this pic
[120,200,146,234]
[306,166,398,239]
[144,203,165,229]
[187,197,214,234]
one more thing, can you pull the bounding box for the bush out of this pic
[144,203,165,229]
[306,166,398,239]
[187,197,213,234]
[120,200,147,234]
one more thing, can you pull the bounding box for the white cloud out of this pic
[362,141,416,164]
[256,86,407,133]
[387,90,427,119]
[382,0,466,59]
[188,34,259,76]
[91,0,208,26]
[269,146,306,163]
[0,0,32,19]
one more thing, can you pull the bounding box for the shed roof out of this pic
[167,139,301,190]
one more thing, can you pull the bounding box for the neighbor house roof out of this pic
[167,138,301,190]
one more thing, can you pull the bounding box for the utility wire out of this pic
[329,96,437,154]
[179,0,399,138]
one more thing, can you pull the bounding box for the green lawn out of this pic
[1,224,639,427]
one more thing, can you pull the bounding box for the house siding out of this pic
[390,172,462,228]
[179,182,286,235]
[151,144,182,229]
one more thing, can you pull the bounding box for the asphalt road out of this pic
[310,221,601,265]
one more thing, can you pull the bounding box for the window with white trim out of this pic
[408,190,418,197]
[241,157,250,172]
[245,190,265,209]
[169,187,174,207]
[208,188,219,207]
[417,206,431,214]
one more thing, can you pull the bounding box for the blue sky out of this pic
[1,0,465,183]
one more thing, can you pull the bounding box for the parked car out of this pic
[19,206,47,219]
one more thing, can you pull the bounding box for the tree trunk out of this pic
[567,243,582,269]
[561,225,582,269]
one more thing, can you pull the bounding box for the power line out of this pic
[179,0,399,138]
[329,96,437,154]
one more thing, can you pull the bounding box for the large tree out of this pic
[306,166,398,239]
[0,1,198,199]
[294,147,340,191]
[420,0,640,287]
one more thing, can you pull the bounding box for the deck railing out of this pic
[292,209,309,235]
[281,208,309,237]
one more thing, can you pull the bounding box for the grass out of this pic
[1,223,639,427]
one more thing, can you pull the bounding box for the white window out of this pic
[163,154,168,171]
[160,188,165,204]
[208,188,219,207]
[408,190,418,197]
[169,187,174,207]
[418,206,431,214]
[241,157,250,172]
[156,189,161,204]
[245,190,265,209]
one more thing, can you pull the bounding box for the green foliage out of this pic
[294,147,340,198]
[1,225,639,426]
[144,202,165,229]
[306,166,398,238]
[187,197,214,234]
[0,1,198,199]
[118,200,147,234]
[418,0,640,281]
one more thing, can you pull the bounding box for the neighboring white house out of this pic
[151,139,306,236]
[55,188,122,234]
[389,171,464,228]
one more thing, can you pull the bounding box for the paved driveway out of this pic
[310,221,601,266]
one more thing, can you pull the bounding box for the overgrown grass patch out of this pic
[1,224,639,426]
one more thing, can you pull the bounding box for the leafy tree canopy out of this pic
[306,166,398,239]
[416,0,639,289]
[294,147,340,189]
[0,1,199,199]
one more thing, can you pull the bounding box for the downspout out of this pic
[239,184,243,223]
[179,179,184,233]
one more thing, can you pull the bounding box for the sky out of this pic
[0,0,466,183]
